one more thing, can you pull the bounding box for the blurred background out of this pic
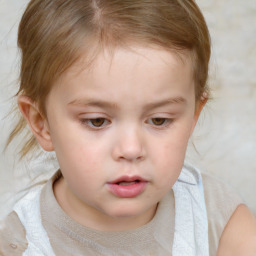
[0,0,255,218]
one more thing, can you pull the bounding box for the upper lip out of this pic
[108,175,147,184]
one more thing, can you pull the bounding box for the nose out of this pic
[112,126,145,162]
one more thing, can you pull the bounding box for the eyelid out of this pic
[80,117,111,130]
[146,117,174,128]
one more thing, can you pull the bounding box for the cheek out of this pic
[150,132,190,183]
[63,141,104,170]
[57,143,105,193]
[160,134,189,161]
[51,127,105,172]
[160,142,186,172]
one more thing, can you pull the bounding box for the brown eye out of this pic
[90,118,106,127]
[151,118,166,126]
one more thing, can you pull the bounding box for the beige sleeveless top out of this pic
[0,171,243,256]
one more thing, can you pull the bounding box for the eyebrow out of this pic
[68,96,186,110]
[143,97,187,110]
[68,99,118,109]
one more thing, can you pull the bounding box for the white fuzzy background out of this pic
[0,0,255,219]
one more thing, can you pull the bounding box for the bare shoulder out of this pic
[217,204,256,256]
[0,211,28,255]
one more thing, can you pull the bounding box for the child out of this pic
[1,0,256,255]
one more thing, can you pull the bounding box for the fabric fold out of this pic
[172,164,209,256]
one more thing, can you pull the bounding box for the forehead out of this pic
[51,45,195,105]
[58,45,193,82]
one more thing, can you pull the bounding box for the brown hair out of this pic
[8,0,211,158]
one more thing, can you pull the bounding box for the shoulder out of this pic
[200,172,245,254]
[201,171,244,224]
[0,211,28,255]
[217,204,256,256]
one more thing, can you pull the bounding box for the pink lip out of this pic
[107,176,148,198]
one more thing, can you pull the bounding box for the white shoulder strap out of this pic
[172,164,209,256]
[13,165,209,256]
[13,185,56,256]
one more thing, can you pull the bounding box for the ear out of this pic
[18,95,54,152]
[190,92,208,135]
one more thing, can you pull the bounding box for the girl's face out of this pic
[44,46,200,231]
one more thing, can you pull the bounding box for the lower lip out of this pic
[107,181,147,198]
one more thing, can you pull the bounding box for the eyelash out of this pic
[147,118,173,128]
[80,118,111,129]
[80,117,173,130]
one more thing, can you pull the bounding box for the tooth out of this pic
[118,181,137,185]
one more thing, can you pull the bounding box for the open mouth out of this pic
[116,180,140,186]
[110,175,146,185]
[107,176,148,198]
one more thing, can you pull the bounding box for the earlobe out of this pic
[18,95,54,152]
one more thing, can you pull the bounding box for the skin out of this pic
[18,46,256,252]
[217,204,256,256]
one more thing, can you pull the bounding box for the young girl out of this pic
[1,0,255,255]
